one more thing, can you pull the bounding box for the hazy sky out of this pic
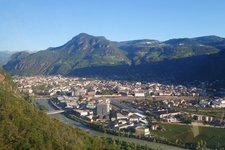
[0,0,225,51]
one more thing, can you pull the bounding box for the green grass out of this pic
[151,123,225,148]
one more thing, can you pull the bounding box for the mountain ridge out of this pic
[4,33,225,85]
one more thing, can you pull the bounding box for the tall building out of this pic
[106,99,110,112]
[97,99,110,117]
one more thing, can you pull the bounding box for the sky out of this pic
[0,0,225,51]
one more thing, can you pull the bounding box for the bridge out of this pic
[46,110,65,115]
[35,97,50,100]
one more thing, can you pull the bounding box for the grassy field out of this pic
[151,123,225,149]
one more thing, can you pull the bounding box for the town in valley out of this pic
[13,75,225,138]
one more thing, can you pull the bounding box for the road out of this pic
[35,99,185,150]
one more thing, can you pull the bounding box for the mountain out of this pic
[69,50,225,87]
[118,36,220,65]
[0,51,14,66]
[4,33,225,85]
[4,33,130,75]
[0,69,150,149]
[194,35,225,49]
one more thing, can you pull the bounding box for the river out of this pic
[35,99,185,150]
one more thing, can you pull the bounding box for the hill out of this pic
[68,50,225,87]
[118,36,221,65]
[3,34,225,85]
[0,69,150,149]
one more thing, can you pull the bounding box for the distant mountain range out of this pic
[4,33,225,85]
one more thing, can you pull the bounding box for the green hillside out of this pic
[4,34,225,76]
[4,33,131,75]
[3,34,225,85]
[0,69,150,150]
[119,37,220,64]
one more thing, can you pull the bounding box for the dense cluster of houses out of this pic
[13,75,207,98]
[13,75,225,136]
[198,98,225,108]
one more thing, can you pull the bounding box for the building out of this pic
[191,114,213,122]
[116,113,128,120]
[212,99,225,108]
[97,103,107,116]
[152,110,180,119]
[87,91,96,97]
[86,102,96,109]
[151,123,159,130]
[134,92,145,97]
[97,100,110,117]
[106,99,110,112]
[129,114,142,122]
[74,89,87,96]
[163,117,178,123]
[135,127,150,137]
[73,109,88,116]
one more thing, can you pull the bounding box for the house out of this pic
[135,127,150,137]
[118,123,134,130]
[212,99,225,108]
[152,110,179,119]
[87,91,96,97]
[134,92,145,97]
[86,115,94,122]
[134,113,146,119]
[163,117,178,123]
[73,109,88,116]
[199,100,210,107]
[118,120,127,125]
[191,114,213,122]
[151,123,159,130]
[129,114,142,122]
[139,119,149,125]
[116,113,128,120]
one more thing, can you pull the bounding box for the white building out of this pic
[73,109,88,116]
[212,99,225,108]
[134,92,145,97]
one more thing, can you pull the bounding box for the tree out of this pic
[196,140,207,150]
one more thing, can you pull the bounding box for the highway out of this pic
[46,110,65,115]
